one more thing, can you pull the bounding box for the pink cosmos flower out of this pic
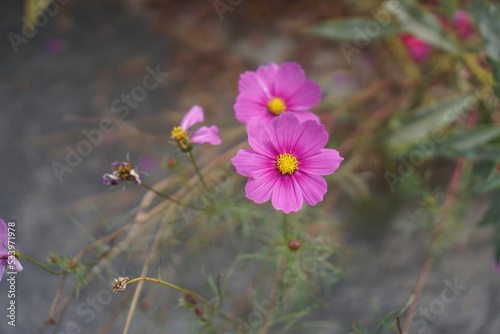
[171,105,221,152]
[453,10,475,39]
[234,62,322,125]
[400,33,432,62]
[0,220,23,280]
[103,161,141,186]
[231,113,343,214]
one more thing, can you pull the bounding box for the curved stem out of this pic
[282,213,289,239]
[141,183,202,211]
[126,277,244,333]
[187,151,208,191]
[17,253,65,275]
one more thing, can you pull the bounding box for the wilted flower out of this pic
[453,9,475,39]
[231,113,343,214]
[400,33,431,62]
[0,220,23,281]
[234,62,321,125]
[112,276,129,292]
[103,161,141,186]
[171,105,221,152]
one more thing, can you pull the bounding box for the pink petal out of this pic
[238,70,271,101]
[266,112,301,153]
[273,62,307,100]
[255,63,279,97]
[286,80,321,111]
[234,96,267,124]
[245,170,280,204]
[291,120,329,158]
[191,126,221,145]
[300,149,343,175]
[0,220,7,248]
[266,114,327,158]
[10,258,23,272]
[231,149,275,178]
[180,105,204,131]
[294,172,327,206]
[246,121,278,158]
[271,176,304,214]
[289,110,320,123]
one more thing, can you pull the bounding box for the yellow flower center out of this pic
[276,153,299,175]
[171,126,188,142]
[267,97,286,116]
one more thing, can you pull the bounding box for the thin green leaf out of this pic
[388,1,459,53]
[474,0,500,61]
[440,126,500,151]
[474,175,500,193]
[385,95,476,148]
[486,55,500,100]
[478,190,500,262]
[307,18,401,42]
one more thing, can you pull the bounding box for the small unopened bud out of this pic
[195,307,203,315]
[184,294,196,305]
[66,260,78,270]
[288,239,301,251]
[112,276,129,292]
[49,255,59,264]
[167,157,177,169]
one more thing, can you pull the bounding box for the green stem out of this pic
[141,183,202,211]
[282,213,289,239]
[17,253,65,275]
[126,277,244,333]
[188,151,208,191]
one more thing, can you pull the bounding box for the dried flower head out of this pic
[112,276,129,292]
[103,162,141,186]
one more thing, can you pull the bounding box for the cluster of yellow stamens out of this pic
[171,126,193,152]
[171,126,188,142]
[276,153,299,175]
[267,97,286,116]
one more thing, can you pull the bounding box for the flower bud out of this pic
[288,239,301,251]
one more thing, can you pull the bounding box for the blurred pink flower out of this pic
[400,33,431,61]
[171,105,221,152]
[0,220,23,280]
[45,38,65,54]
[231,113,343,214]
[137,155,158,173]
[234,62,321,125]
[453,9,475,39]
